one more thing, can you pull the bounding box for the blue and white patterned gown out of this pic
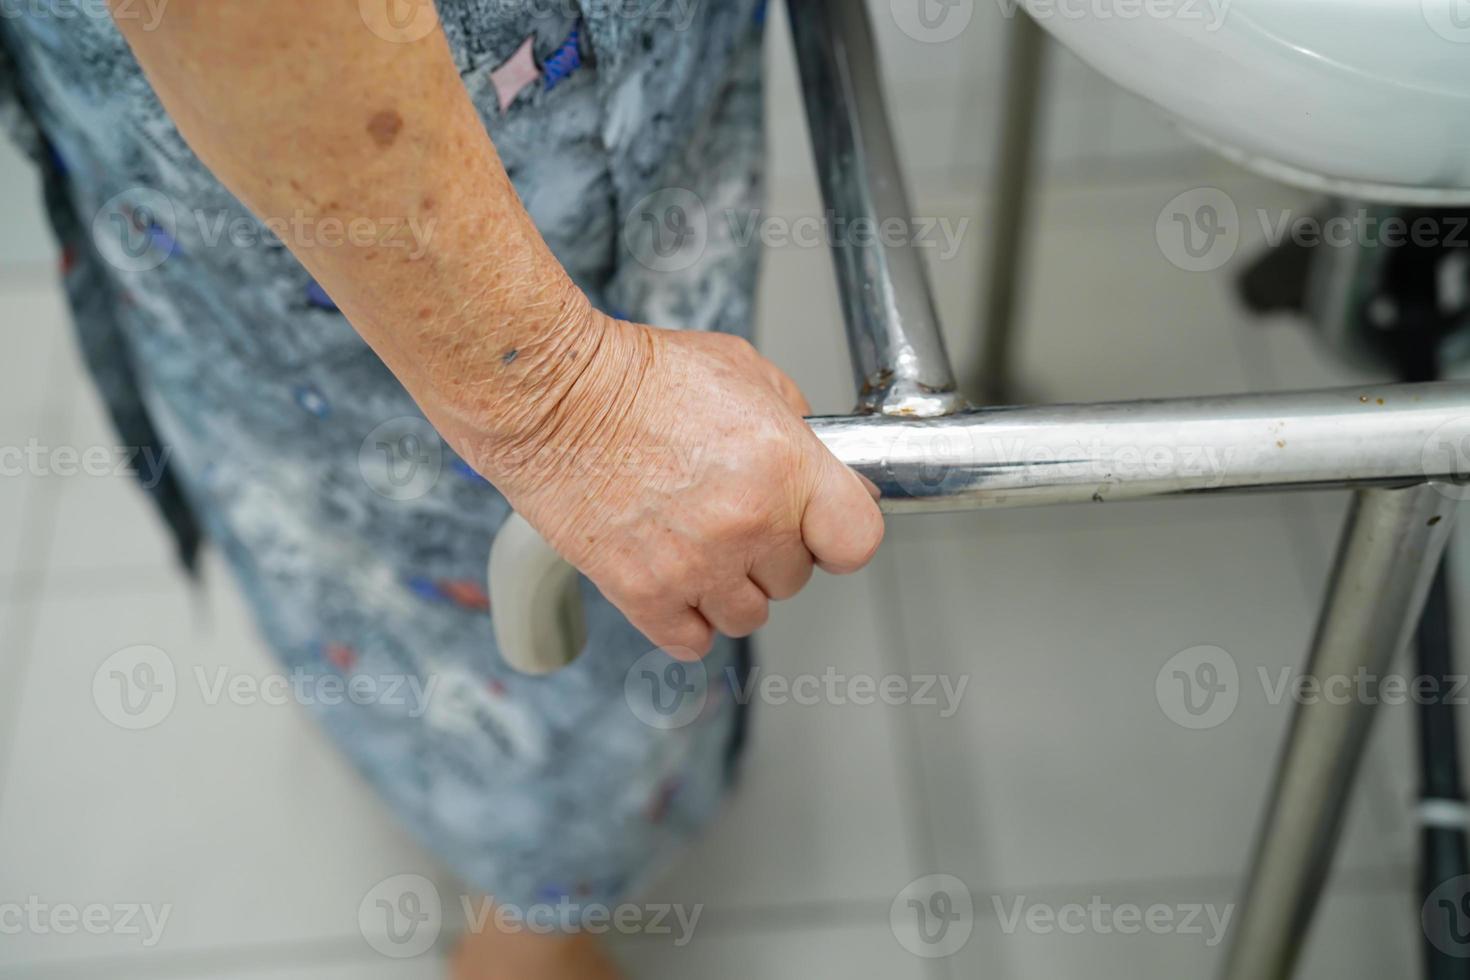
[0,0,768,912]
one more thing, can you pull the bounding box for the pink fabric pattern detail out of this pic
[490,36,540,114]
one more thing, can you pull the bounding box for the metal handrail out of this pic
[488,377,1470,667]
[486,3,1467,977]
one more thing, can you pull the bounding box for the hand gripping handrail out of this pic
[491,381,1470,671]
[487,3,1469,977]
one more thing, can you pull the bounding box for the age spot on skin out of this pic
[367,109,404,148]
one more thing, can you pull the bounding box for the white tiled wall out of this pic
[764,0,1209,198]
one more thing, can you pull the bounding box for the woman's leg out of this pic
[450,904,625,980]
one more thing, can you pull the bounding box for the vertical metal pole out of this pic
[970,10,1047,405]
[1414,556,1470,978]
[1221,485,1459,980]
[787,0,968,418]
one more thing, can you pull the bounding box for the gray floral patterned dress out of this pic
[0,0,767,913]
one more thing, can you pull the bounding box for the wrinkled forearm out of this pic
[107,0,595,452]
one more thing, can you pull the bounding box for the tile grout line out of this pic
[0,866,1415,980]
[0,384,76,806]
[865,539,953,980]
[0,934,413,980]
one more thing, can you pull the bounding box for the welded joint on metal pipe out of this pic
[787,0,969,421]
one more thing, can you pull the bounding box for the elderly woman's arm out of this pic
[107,0,884,654]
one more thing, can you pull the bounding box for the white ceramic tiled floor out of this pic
[0,6,1444,979]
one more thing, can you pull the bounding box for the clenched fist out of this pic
[463,311,885,657]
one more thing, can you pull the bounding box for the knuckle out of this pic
[705,500,766,542]
[724,592,770,636]
[773,566,813,601]
[648,545,698,589]
[617,570,662,606]
[682,626,716,658]
[716,333,757,359]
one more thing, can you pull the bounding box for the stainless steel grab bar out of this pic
[811,383,1470,510]
[486,2,1468,977]
[786,0,967,417]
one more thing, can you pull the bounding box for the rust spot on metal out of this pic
[860,369,895,397]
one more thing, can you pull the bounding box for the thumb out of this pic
[800,452,885,575]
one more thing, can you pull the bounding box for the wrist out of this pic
[425,299,654,489]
